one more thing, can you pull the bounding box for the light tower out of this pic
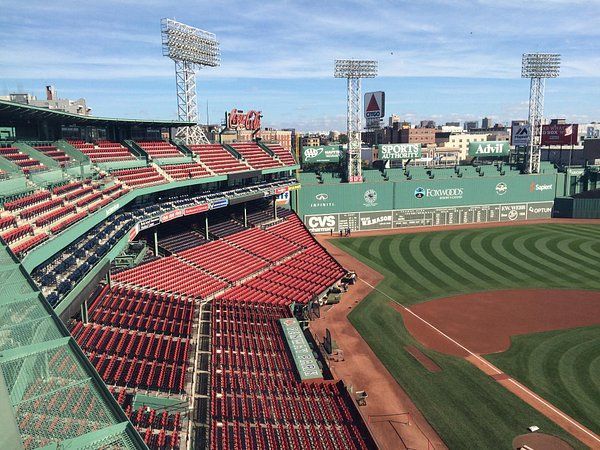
[521,53,560,173]
[334,59,378,182]
[161,18,220,145]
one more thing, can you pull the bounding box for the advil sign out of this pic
[468,141,509,157]
[227,108,261,130]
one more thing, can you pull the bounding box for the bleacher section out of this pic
[190,144,249,174]
[69,140,136,162]
[136,141,183,159]
[231,143,283,169]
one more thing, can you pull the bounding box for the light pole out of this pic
[334,59,378,182]
[161,18,220,145]
[521,53,560,173]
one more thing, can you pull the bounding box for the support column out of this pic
[105,271,111,287]
[273,196,278,220]
[205,216,209,240]
[154,230,159,256]
[243,204,248,227]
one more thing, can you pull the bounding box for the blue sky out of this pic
[1,0,599,131]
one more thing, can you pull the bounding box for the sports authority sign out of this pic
[378,144,422,160]
[511,124,530,146]
[301,145,341,163]
[541,124,578,146]
[468,141,510,157]
[226,108,261,131]
[364,91,385,119]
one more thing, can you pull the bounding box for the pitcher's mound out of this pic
[513,432,573,450]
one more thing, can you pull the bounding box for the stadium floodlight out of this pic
[521,53,561,173]
[334,59,378,183]
[161,18,220,145]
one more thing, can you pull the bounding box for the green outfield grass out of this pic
[487,326,600,434]
[331,223,600,449]
[335,223,600,306]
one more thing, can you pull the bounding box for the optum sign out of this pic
[378,144,422,160]
[301,145,341,163]
[468,141,510,157]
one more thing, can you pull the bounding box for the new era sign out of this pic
[364,91,385,119]
[512,124,530,146]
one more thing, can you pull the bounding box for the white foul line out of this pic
[359,278,600,445]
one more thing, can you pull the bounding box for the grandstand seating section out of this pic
[189,144,249,174]
[159,230,209,254]
[112,389,182,450]
[69,207,356,449]
[136,141,183,159]
[207,217,246,238]
[161,162,211,180]
[34,144,72,166]
[68,140,136,162]
[112,257,228,298]
[178,240,267,282]
[209,299,372,450]
[112,166,167,188]
[266,143,296,166]
[231,143,283,169]
[0,146,45,173]
[224,227,301,262]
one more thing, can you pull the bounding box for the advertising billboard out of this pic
[301,145,341,163]
[226,108,261,130]
[468,141,510,157]
[541,124,578,146]
[304,201,553,233]
[378,143,422,160]
[364,91,385,119]
[511,124,530,146]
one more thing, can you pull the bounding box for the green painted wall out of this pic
[296,173,559,216]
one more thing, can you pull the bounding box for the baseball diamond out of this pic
[325,222,600,449]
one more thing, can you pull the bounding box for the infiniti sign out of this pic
[315,193,329,201]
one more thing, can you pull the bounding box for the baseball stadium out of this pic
[1,16,600,450]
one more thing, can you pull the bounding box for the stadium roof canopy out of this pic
[0,99,194,128]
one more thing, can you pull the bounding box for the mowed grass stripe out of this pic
[417,233,471,292]
[550,238,600,283]
[459,231,517,285]
[433,232,488,289]
[384,237,433,297]
[520,234,596,284]
[482,229,542,282]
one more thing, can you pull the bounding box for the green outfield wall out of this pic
[294,173,560,232]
